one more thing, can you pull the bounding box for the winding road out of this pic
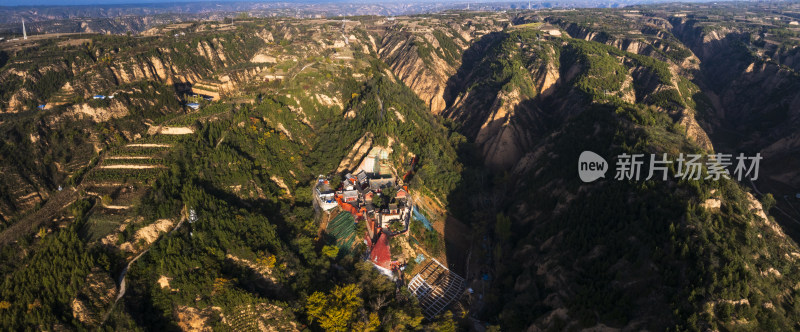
[100,212,187,324]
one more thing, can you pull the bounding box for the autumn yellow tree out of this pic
[256,253,277,270]
[430,311,457,332]
[321,245,340,259]
[352,312,380,332]
[306,284,363,331]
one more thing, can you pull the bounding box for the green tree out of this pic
[322,245,340,259]
[101,194,113,206]
[430,311,457,332]
[760,193,776,213]
[306,284,364,331]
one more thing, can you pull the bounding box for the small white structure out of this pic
[187,103,200,110]
[315,176,337,211]
[93,95,106,100]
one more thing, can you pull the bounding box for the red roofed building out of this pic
[396,188,408,199]
[370,233,393,273]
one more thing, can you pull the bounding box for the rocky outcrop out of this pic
[472,89,537,170]
[379,30,463,114]
[65,100,129,122]
[337,132,374,173]
[438,28,717,170]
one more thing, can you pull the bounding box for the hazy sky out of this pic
[4,0,374,6]
[4,0,263,5]
[3,0,336,6]
[0,0,721,9]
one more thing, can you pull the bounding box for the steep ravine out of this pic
[668,17,800,231]
[430,29,712,171]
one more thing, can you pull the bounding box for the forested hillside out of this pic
[0,16,465,330]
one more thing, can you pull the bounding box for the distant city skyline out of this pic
[0,0,730,7]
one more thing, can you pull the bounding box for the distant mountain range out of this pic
[0,0,713,27]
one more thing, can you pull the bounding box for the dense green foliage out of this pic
[0,199,119,330]
[489,103,800,330]
[432,30,462,67]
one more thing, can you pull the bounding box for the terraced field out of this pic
[325,212,358,252]
[164,103,233,126]
[223,303,299,332]
[81,127,194,245]
[84,133,181,183]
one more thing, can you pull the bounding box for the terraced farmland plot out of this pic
[147,126,195,135]
[134,132,193,145]
[85,184,147,207]
[325,212,358,253]
[166,103,232,126]
[85,168,165,184]
[84,133,184,185]
[98,164,164,169]
[223,303,299,332]
[101,158,164,166]
[112,145,172,157]
[83,212,129,242]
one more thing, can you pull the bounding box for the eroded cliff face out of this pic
[1,31,271,114]
[378,20,505,114]
[379,31,459,114]
[510,18,715,157]
[363,10,723,173]
[430,28,713,171]
[442,34,560,171]
[669,17,800,193]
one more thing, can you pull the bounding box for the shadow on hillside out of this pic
[432,29,602,320]
[436,31,541,280]
[441,32,504,138]
[193,178,301,300]
[682,31,800,243]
